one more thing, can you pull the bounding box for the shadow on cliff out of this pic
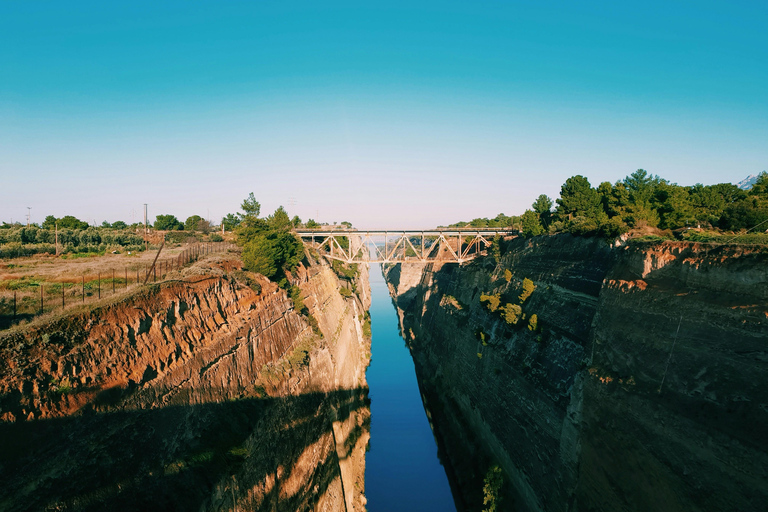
[0,387,370,512]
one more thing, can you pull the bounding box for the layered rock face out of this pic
[384,235,767,512]
[0,255,371,512]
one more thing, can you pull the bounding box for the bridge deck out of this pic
[295,229,517,264]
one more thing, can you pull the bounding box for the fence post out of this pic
[82,276,85,302]
[13,291,16,318]
[40,285,43,314]
[125,268,128,288]
[62,284,65,308]
[98,273,101,299]
[112,269,115,294]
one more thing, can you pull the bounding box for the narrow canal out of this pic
[364,264,455,511]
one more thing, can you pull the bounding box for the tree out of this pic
[198,219,212,233]
[155,214,184,231]
[655,183,695,229]
[719,197,768,231]
[291,215,302,228]
[305,219,320,229]
[520,210,544,237]
[749,171,768,197]
[42,215,57,230]
[240,192,261,218]
[112,220,127,229]
[532,194,553,228]
[57,215,89,230]
[185,215,203,231]
[555,175,601,221]
[267,206,292,232]
[532,194,553,216]
[222,213,241,231]
[236,196,303,282]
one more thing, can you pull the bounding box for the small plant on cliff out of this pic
[482,465,504,512]
[339,286,353,299]
[490,235,502,263]
[289,285,308,315]
[519,278,535,302]
[362,311,372,339]
[503,269,512,283]
[501,303,522,325]
[480,293,501,312]
[307,314,323,337]
[528,313,538,331]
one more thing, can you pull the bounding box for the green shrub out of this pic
[290,286,308,315]
[503,269,512,283]
[519,278,535,302]
[501,303,522,325]
[339,287,353,298]
[482,465,504,512]
[480,293,501,312]
[528,313,538,331]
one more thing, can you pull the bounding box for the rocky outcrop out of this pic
[385,235,768,512]
[0,255,371,512]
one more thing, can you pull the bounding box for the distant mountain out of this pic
[737,174,760,190]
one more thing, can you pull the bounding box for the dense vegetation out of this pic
[0,223,145,258]
[448,170,768,242]
[522,170,768,239]
[235,193,303,283]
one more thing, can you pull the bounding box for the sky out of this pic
[1,1,766,229]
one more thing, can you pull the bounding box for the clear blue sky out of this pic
[1,1,766,229]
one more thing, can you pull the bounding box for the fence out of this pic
[0,242,236,331]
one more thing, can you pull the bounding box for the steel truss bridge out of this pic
[295,230,517,264]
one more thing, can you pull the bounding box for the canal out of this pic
[364,264,455,511]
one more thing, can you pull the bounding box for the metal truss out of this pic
[295,229,516,264]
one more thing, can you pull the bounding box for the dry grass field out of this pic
[0,242,234,328]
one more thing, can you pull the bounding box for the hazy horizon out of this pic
[2,1,766,229]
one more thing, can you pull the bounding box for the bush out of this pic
[528,314,538,331]
[289,286,308,315]
[339,287,353,298]
[519,278,535,302]
[501,303,522,325]
[480,293,501,312]
[482,465,504,512]
[209,233,223,242]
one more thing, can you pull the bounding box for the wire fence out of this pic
[0,242,236,331]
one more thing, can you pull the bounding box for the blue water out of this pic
[365,265,455,511]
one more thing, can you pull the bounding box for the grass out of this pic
[0,243,233,328]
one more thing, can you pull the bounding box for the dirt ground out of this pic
[0,242,235,327]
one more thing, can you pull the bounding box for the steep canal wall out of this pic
[0,252,371,512]
[385,235,768,512]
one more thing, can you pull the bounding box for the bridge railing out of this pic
[295,229,517,264]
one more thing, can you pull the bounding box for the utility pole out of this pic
[55,221,59,256]
[143,204,148,235]
[26,207,31,227]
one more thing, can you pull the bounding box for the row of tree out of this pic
[519,170,768,237]
[0,214,218,233]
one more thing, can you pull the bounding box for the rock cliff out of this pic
[0,253,371,512]
[384,235,768,512]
